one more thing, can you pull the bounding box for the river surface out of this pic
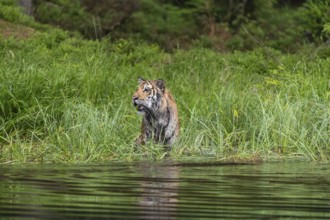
[0,161,329,219]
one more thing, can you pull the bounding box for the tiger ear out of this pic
[138,76,145,84]
[155,79,165,92]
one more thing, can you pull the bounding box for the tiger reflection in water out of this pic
[137,162,179,219]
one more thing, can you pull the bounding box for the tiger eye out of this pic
[143,86,151,92]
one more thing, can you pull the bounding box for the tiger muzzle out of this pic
[132,96,138,106]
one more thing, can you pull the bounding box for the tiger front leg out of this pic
[135,121,151,146]
[135,133,147,146]
[163,135,175,152]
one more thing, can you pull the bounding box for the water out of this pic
[0,161,329,219]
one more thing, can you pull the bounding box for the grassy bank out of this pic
[0,23,329,163]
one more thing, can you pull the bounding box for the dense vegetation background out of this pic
[14,0,330,51]
[0,0,329,163]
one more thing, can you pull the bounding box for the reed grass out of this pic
[0,31,329,163]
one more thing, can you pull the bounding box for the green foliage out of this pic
[28,0,330,51]
[33,0,86,35]
[126,0,198,50]
[0,2,329,163]
[300,0,330,42]
[0,0,34,25]
[227,7,305,51]
[0,25,329,163]
[33,0,139,39]
[323,22,330,34]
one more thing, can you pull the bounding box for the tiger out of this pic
[132,77,179,150]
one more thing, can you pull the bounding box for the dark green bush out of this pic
[6,0,330,52]
[0,0,34,25]
[300,0,330,43]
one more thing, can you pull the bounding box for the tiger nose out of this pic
[132,96,138,106]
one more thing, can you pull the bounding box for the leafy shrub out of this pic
[0,0,34,25]
[33,0,86,35]
[300,0,330,43]
[226,4,305,51]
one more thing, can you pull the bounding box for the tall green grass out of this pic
[0,31,329,163]
[172,49,329,162]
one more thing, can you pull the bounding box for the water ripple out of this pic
[0,161,329,219]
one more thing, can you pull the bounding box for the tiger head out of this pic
[132,77,166,114]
